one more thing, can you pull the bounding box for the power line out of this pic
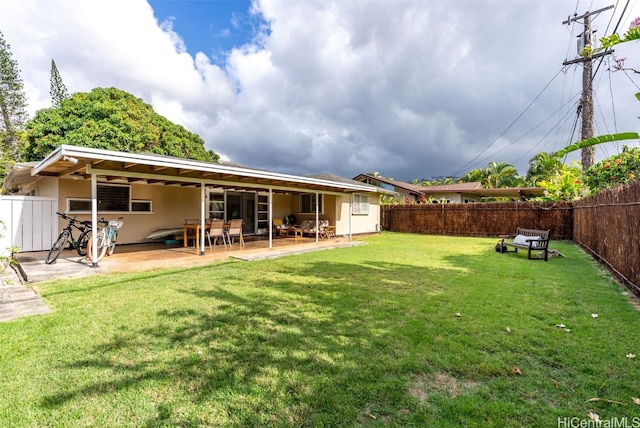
[450,68,565,177]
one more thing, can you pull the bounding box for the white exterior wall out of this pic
[334,194,381,236]
[0,196,58,254]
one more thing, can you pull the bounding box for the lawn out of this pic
[1,232,639,427]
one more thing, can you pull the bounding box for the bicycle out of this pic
[45,212,93,265]
[87,217,124,263]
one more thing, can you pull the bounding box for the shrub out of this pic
[539,162,586,200]
[584,145,640,194]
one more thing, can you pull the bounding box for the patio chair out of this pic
[205,219,227,249]
[226,219,245,247]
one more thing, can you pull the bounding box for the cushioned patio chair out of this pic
[299,219,330,237]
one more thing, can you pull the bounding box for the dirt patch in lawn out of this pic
[408,371,479,401]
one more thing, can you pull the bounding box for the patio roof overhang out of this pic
[31,145,379,195]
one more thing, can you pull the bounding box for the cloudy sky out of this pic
[2,0,640,182]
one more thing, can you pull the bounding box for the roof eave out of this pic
[32,145,378,193]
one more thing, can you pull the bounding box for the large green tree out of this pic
[24,87,219,162]
[0,30,28,177]
[49,59,69,108]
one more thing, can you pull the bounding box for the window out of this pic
[131,200,152,212]
[353,194,369,215]
[67,184,151,213]
[68,199,91,212]
[300,193,322,214]
[98,184,129,211]
[208,192,225,219]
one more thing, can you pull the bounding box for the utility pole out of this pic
[562,5,614,171]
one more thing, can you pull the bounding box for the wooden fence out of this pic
[381,182,640,295]
[573,183,640,295]
[381,201,573,240]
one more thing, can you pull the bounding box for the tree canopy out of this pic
[0,30,28,170]
[24,87,219,162]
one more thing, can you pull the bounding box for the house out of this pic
[1,145,384,255]
[353,173,545,203]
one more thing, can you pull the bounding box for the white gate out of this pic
[0,196,58,256]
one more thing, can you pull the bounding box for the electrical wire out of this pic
[450,2,636,179]
[450,68,565,177]
[480,93,581,166]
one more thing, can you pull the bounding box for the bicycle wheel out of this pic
[77,230,91,256]
[45,231,70,265]
[107,232,117,256]
[86,231,108,262]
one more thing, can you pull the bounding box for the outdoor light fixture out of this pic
[63,155,79,164]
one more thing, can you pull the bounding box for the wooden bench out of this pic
[500,228,551,261]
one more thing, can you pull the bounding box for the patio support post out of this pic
[200,182,205,256]
[268,188,273,249]
[315,192,319,242]
[349,194,353,240]
[90,173,98,267]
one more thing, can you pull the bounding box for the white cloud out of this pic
[2,0,640,181]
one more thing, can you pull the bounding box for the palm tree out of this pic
[483,161,520,188]
[526,152,564,186]
[459,168,486,184]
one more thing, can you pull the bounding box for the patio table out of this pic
[183,223,202,253]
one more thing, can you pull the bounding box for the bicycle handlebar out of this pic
[56,212,91,228]
[56,212,122,229]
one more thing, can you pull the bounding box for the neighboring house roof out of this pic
[352,174,427,196]
[5,145,379,195]
[353,174,482,195]
[353,173,545,200]
[3,161,40,193]
[418,182,483,192]
[309,173,396,195]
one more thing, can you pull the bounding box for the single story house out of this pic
[2,145,384,260]
[353,173,545,203]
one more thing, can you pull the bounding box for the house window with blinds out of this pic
[67,184,151,213]
[352,194,369,215]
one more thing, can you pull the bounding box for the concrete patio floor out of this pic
[13,235,364,283]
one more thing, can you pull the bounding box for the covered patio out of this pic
[4,145,382,268]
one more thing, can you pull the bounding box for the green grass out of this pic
[1,232,639,427]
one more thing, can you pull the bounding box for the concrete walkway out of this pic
[0,265,52,322]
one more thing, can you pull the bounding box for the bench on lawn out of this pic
[500,228,551,261]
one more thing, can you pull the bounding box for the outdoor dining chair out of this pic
[226,219,245,247]
[205,219,227,249]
